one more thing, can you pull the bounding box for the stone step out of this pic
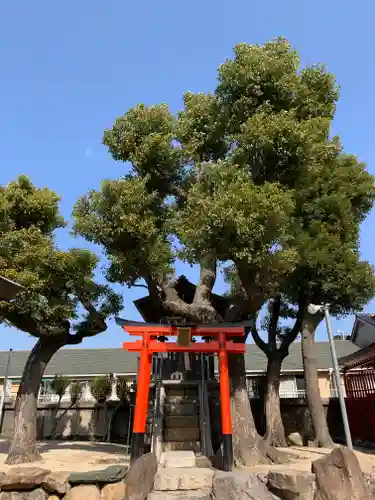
[147,489,211,500]
[163,441,201,452]
[164,403,197,416]
[166,387,198,397]
[153,467,214,491]
[164,427,200,442]
[159,450,196,468]
[166,396,198,405]
[164,416,199,429]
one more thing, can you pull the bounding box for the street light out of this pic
[309,303,353,449]
[0,276,23,301]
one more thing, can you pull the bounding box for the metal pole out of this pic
[324,305,353,449]
[0,349,12,434]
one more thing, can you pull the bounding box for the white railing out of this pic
[37,394,96,403]
[279,389,307,399]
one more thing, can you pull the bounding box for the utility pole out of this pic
[0,349,13,433]
[324,305,353,449]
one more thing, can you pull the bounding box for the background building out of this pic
[0,340,358,403]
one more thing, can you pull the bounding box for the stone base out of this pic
[160,451,196,468]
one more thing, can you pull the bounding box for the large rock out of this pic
[0,489,47,500]
[212,470,278,500]
[364,473,375,498]
[153,468,214,491]
[267,470,315,500]
[0,468,51,491]
[101,482,127,500]
[65,485,100,500]
[43,472,71,495]
[69,466,128,485]
[123,452,157,500]
[147,490,211,500]
[287,432,303,447]
[312,447,370,500]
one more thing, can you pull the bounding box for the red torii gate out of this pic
[122,322,246,471]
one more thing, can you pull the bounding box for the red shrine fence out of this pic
[344,369,375,443]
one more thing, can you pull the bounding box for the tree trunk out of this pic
[50,395,63,440]
[228,353,288,466]
[264,354,287,447]
[6,336,67,465]
[301,313,334,448]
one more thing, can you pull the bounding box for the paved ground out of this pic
[0,440,374,474]
[0,439,130,472]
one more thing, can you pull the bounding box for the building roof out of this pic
[351,314,375,343]
[339,342,375,370]
[0,340,358,379]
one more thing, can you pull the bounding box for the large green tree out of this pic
[74,38,375,464]
[0,176,121,464]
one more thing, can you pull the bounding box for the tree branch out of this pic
[268,295,281,350]
[251,325,270,355]
[161,275,222,324]
[193,259,216,305]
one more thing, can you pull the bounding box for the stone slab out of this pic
[160,451,196,468]
[69,466,128,485]
[123,452,158,500]
[163,442,201,453]
[65,485,100,500]
[153,467,214,491]
[164,404,197,417]
[267,470,315,500]
[147,489,211,500]
[0,468,51,491]
[165,416,199,428]
[213,470,279,500]
[312,447,369,500]
[0,489,47,500]
[42,471,71,495]
[164,428,200,442]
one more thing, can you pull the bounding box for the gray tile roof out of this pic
[0,340,358,379]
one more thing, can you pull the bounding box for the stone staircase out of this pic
[163,385,201,452]
[148,451,213,500]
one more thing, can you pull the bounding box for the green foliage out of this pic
[116,376,130,402]
[0,175,122,340]
[50,375,70,398]
[91,375,112,403]
[73,37,375,323]
[70,382,82,403]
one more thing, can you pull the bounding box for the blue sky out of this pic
[0,0,374,350]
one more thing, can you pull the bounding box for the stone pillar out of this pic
[109,373,120,401]
[152,386,166,462]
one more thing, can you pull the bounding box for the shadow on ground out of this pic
[0,439,127,455]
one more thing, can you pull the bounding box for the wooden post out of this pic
[218,331,233,471]
[130,333,152,463]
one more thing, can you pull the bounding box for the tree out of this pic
[73,38,375,464]
[0,176,122,464]
[107,376,130,442]
[50,378,82,439]
[250,298,301,447]
[91,375,112,441]
[49,374,70,439]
